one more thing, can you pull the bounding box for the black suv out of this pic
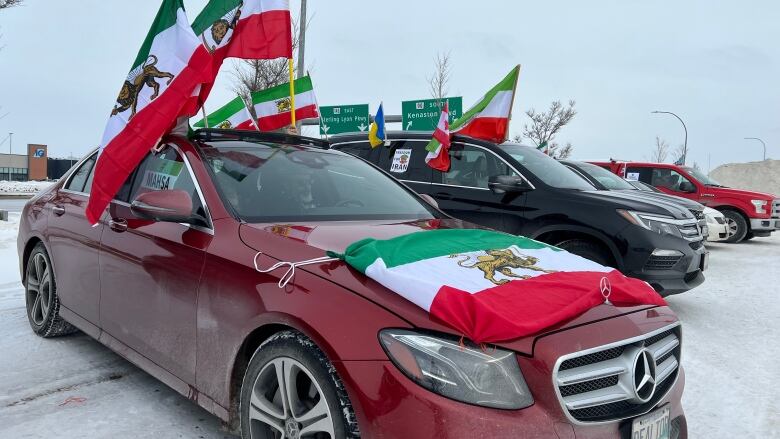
[331,132,708,296]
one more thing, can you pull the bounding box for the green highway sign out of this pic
[319,104,370,135]
[401,97,463,131]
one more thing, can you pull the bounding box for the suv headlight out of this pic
[618,210,683,238]
[751,199,768,214]
[379,329,533,409]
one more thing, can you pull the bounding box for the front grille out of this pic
[688,209,705,221]
[678,222,702,241]
[645,255,682,270]
[553,324,682,423]
[689,240,704,250]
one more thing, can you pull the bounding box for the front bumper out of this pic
[618,226,707,296]
[705,222,728,242]
[750,217,780,234]
[336,308,687,438]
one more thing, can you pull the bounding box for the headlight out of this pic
[379,329,533,409]
[617,210,683,238]
[751,199,768,214]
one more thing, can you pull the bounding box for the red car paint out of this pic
[17,135,687,438]
[591,160,779,236]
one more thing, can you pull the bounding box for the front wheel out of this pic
[240,331,360,439]
[25,243,77,337]
[722,210,748,243]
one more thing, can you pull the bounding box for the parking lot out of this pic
[0,207,776,438]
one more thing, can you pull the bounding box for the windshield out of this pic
[500,144,595,190]
[572,162,636,190]
[683,166,723,187]
[200,141,438,222]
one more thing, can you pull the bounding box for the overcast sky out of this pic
[0,1,777,170]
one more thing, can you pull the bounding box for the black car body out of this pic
[561,160,709,238]
[331,132,707,296]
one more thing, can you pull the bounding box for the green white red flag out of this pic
[425,101,452,171]
[193,95,258,130]
[250,76,318,131]
[190,0,293,112]
[87,0,211,224]
[331,229,666,344]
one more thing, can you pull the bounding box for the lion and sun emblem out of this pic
[112,55,174,119]
[450,248,556,286]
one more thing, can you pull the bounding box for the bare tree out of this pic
[520,100,577,158]
[650,137,669,163]
[0,0,23,10]
[428,52,452,105]
[672,144,686,164]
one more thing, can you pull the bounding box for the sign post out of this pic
[319,104,370,135]
[402,97,463,131]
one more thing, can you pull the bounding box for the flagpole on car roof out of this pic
[288,59,297,130]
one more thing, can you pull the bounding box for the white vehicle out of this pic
[704,207,728,242]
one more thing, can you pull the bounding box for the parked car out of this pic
[560,160,708,239]
[591,160,780,243]
[627,179,728,243]
[17,130,687,438]
[330,132,707,296]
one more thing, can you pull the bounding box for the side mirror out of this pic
[678,181,696,193]
[131,190,196,224]
[419,193,439,209]
[488,175,530,195]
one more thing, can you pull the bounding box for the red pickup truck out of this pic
[591,160,780,243]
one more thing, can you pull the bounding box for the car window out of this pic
[65,154,97,193]
[200,141,439,222]
[573,162,635,190]
[444,143,516,189]
[335,142,371,160]
[500,144,594,190]
[381,141,432,183]
[625,167,653,184]
[650,168,694,192]
[128,145,206,220]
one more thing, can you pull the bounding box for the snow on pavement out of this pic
[0,211,778,438]
[0,181,53,196]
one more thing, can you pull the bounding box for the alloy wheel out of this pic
[26,253,52,326]
[248,357,336,439]
[725,217,738,238]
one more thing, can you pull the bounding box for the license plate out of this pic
[631,406,670,439]
[700,251,709,271]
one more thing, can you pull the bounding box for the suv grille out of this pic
[644,255,682,270]
[553,324,682,423]
[678,222,702,241]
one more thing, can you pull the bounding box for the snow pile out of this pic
[0,180,54,196]
[710,159,780,197]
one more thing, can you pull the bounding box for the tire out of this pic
[239,330,360,439]
[743,232,755,241]
[722,210,748,243]
[555,239,612,266]
[25,243,77,337]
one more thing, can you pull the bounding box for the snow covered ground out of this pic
[0,181,54,196]
[0,212,777,438]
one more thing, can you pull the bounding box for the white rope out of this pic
[253,252,340,288]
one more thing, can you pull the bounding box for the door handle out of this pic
[52,205,65,216]
[109,218,128,233]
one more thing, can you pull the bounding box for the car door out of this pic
[431,142,526,233]
[98,144,212,383]
[646,167,699,202]
[379,140,434,195]
[46,152,103,330]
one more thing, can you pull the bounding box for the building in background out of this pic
[0,144,50,181]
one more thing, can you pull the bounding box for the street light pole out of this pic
[743,137,766,161]
[652,111,688,165]
[8,132,12,181]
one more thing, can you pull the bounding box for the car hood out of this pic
[576,190,693,219]
[707,186,777,200]
[238,219,657,355]
[616,189,703,211]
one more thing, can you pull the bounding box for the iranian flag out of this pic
[250,76,318,131]
[86,0,211,224]
[332,229,666,344]
[425,101,452,171]
[190,0,293,109]
[193,95,258,130]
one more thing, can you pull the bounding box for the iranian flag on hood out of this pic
[190,0,293,110]
[86,0,211,224]
[331,229,666,344]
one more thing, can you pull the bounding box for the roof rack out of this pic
[191,128,330,149]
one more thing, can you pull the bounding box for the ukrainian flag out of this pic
[369,103,386,148]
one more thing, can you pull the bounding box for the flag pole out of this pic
[288,58,297,129]
[241,95,261,131]
[504,64,521,143]
[201,105,210,129]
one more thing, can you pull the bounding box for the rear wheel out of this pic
[239,331,359,439]
[555,239,612,266]
[722,210,748,243]
[25,243,77,337]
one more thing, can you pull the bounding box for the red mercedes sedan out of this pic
[17,130,687,438]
